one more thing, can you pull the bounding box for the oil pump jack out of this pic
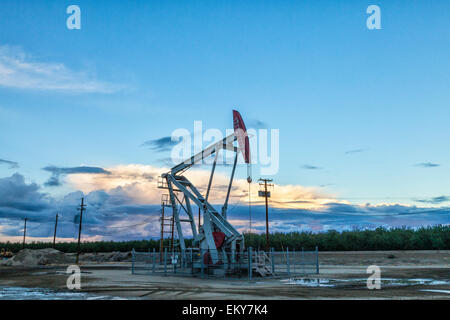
[158,110,251,265]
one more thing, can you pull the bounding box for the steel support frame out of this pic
[161,134,245,264]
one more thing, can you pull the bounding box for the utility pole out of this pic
[53,213,59,248]
[75,197,86,265]
[22,218,28,249]
[258,178,274,252]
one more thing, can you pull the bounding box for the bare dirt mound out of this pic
[0,248,74,266]
[0,250,133,267]
[79,251,132,263]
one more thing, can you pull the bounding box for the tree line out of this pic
[0,225,448,253]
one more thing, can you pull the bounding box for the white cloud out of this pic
[0,46,121,93]
[66,164,336,209]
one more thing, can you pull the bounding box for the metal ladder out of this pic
[160,194,177,258]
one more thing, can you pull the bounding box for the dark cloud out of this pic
[345,148,367,155]
[301,165,323,170]
[319,183,334,188]
[247,119,268,129]
[415,162,441,168]
[415,196,450,204]
[42,165,111,187]
[0,173,54,222]
[0,173,160,240]
[0,158,19,169]
[43,166,110,175]
[44,175,60,187]
[142,136,180,152]
[272,200,313,204]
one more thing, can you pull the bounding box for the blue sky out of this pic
[0,0,449,241]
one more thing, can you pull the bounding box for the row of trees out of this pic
[0,225,448,253]
[245,225,449,251]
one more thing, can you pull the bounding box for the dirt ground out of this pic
[0,250,449,299]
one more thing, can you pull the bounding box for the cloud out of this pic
[227,202,450,234]
[415,196,450,204]
[66,164,163,203]
[414,162,441,168]
[0,173,53,222]
[1,166,449,242]
[65,164,449,235]
[142,136,180,152]
[246,119,268,129]
[0,45,122,93]
[0,173,161,240]
[0,158,19,169]
[345,148,368,155]
[43,165,111,187]
[66,164,333,210]
[319,183,334,188]
[301,164,323,170]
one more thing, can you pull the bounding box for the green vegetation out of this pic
[0,239,191,254]
[245,225,450,251]
[0,225,448,253]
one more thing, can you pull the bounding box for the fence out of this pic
[131,247,319,279]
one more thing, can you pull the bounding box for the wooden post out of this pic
[22,218,28,249]
[258,178,273,252]
[52,213,58,248]
[75,197,86,265]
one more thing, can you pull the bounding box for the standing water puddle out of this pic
[282,278,450,288]
[0,286,128,300]
[420,289,450,294]
[281,278,335,287]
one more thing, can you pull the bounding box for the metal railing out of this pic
[131,247,319,279]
